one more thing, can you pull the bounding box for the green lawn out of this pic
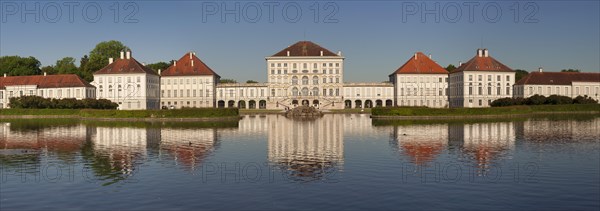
[0,108,239,118]
[372,104,600,116]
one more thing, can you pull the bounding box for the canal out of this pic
[1,114,599,210]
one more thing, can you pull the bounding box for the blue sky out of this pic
[1,0,599,82]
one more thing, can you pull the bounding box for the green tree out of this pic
[78,55,93,81]
[445,64,456,72]
[0,56,41,76]
[246,80,258,83]
[41,65,57,75]
[146,62,171,72]
[561,69,580,72]
[515,69,529,81]
[219,78,237,84]
[87,40,129,74]
[55,57,78,74]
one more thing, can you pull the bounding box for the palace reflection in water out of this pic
[1,115,599,185]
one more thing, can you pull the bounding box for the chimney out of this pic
[414,53,418,60]
[287,51,290,56]
[459,61,462,66]
[3,73,6,77]
[337,51,342,56]
[429,54,432,59]
[174,61,177,66]
[108,58,114,64]
[189,52,193,59]
[142,62,146,66]
[477,49,483,57]
[120,51,125,59]
[44,72,47,76]
[538,67,543,73]
[320,51,323,56]
[191,60,194,67]
[126,50,131,59]
[483,49,489,57]
[158,69,162,75]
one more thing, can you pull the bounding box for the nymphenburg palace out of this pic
[1,41,599,110]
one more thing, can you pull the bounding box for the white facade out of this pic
[92,51,161,110]
[343,83,394,108]
[94,73,160,110]
[449,71,514,107]
[160,75,217,109]
[264,55,345,109]
[392,74,449,108]
[216,83,269,109]
[0,74,96,109]
[515,81,600,102]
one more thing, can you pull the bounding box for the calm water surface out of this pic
[1,114,599,210]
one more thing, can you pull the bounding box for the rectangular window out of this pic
[469,75,473,81]
[478,75,482,81]
[506,75,510,81]
[497,75,501,81]
[487,75,491,81]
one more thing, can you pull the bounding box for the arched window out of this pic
[313,76,318,85]
[497,83,501,95]
[302,87,309,96]
[292,87,299,96]
[302,76,309,85]
[292,76,298,85]
[312,87,319,96]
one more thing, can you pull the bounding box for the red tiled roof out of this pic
[515,72,600,85]
[272,41,339,57]
[0,74,94,89]
[452,49,513,73]
[390,52,448,75]
[161,52,220,77]
[94,55,159,76]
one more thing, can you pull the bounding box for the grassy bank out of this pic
[239,109,284,114]
[0,108,239,118]
[372,104,600,117]
[327,108,371,113]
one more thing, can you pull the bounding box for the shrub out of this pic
[545,95,573,105]
[573,95,598,104]
[526,94,547,105]
[490,98,515,107]
[8,96,118,109]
